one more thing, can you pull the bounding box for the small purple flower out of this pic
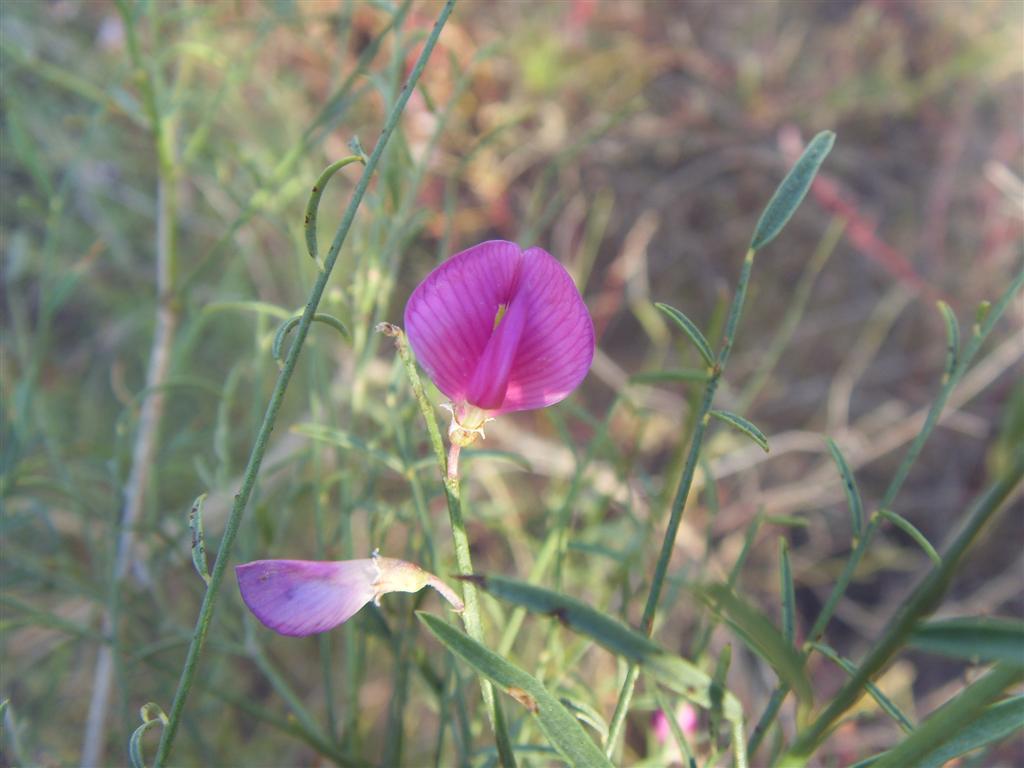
[404,240,594,446]
[236,554,463,637]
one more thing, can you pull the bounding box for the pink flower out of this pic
[235,555,463,637]
[404,240,594,446]
[652,703,699,743]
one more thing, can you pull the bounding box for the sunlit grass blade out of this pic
[909,617,1024,665]
[655,302,715,367]
[871,663,1024,768]
[826,437,863,538]
[709,409,769,453]
[694,584,813,708]
[808,642,913,733]
[877,509,940,565]
[749,130,835,252]
[417,613,613,767]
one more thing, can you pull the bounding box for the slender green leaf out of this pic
[779,539,795,645]
[709,644,732,743]
[187,494,210,586]
[655,302,714,367]
[304,155,364,268]
[915,694,1024,768]
[417,613,612,767]
[201,300,293,321]
[728,513,763,588]
[466,575,744,723]
[936,300,960,383]
[878,509,940,565]
[272,313,350,366]
[652,686,696,768]
[872,663,1024,768]
[710,410,769,452]
[809,643,913,733]
[559,697,609,741]
[292,423,405,475]
[910,617,1024,666]
[694,584,813,707]
[826,437,863,538]
[750,130,836,251]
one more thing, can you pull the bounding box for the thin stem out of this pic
[605,249,757,758]
[749,266,1024,760]
[383,324,516,767]
[785,454,1024,760]
[151,4,455,763]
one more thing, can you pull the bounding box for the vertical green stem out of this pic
[151,4,455,763]
[606,249,757,758]
[382,324,516,767]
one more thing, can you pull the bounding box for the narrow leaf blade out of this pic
[695,584,813,707]
[469,575,744,723]
[750,130,836,251]
[910,617,1024,666]
[655,302,715,367]
[826,437,863,538]
[710,409,769,452]
[417,613,612,767]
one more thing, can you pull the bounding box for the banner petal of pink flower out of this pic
[404,240,594,416]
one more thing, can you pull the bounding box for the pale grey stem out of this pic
[81,174,179,767]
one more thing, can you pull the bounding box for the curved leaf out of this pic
[710,409,769,452]
[417,613,612,767]
[750,130,836,251]
[655,302,715,367]
[826,437,863,538]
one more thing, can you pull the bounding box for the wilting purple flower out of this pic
[404,240,594,446]
[236,555,463,637]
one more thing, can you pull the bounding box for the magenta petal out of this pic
[498,246,594,413]
[235,559,376,637]
[465,292,528,409]
[404,241,523,403]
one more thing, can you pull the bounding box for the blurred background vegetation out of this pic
[1,0,1021,765]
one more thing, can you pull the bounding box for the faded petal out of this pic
[235,559,377,637]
